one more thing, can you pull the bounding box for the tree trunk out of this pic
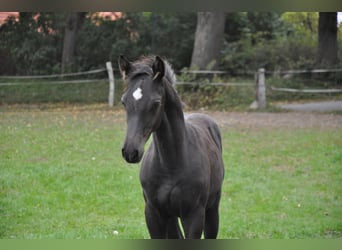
[317,12,338,66]
[61,12,86,74]
[190,12,226,70]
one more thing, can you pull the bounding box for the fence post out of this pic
[250,68,266,109]
[257,68,266,109]
[106,61,115,107]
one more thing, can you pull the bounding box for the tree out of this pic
[190,12,226,70]
[0,12,196,74]
[317,12,338,66]
[247,12,284,44]
[145,13,197,70]
[0,12,65,75]
[76,12,196,71]
[281,12,318,36]
[61,12,86,74]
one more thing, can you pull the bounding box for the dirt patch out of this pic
[277,101,342,112]
[200,111,342,129]
[1,104,341,130]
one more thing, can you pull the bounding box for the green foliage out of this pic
[176,70,255,110]
[222,36,318,73]
[246,12,285,42]
[0,13,65,75]
[281,12,319,36]
[1,12,340,76]
[77,12,196,71]
[0,12,196,75]
[221,12,342,75]
[176,82,255,111]
[224,13,249,43]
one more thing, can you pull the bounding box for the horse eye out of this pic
[151,100,161,110]
[154,100,162,105]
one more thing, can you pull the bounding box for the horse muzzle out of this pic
[121,145,144,163]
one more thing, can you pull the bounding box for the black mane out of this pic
[129,55,176,85]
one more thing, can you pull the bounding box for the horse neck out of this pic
[152,81,186,163]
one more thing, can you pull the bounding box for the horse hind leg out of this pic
[167,217,184,239]
[204,196,221,239]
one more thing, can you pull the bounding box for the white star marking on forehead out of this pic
[132,87,143,101]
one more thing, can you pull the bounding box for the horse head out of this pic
[119,55,166,163]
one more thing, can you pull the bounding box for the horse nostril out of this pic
[122,146,141,163]
[131,149,139,162]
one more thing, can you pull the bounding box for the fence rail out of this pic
[0,68,107,79]
[253,67,342,109]
[179,69,255,75]
[270,87,342,93]
[176,81,253,87]
[0,63,115,107]
[1,63,341,109]
[267,68,342,75]
[0,79,107,87]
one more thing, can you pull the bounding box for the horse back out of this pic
[185,113,223,153]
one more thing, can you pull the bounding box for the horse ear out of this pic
[152,56,165,81]
[118,55,132,79]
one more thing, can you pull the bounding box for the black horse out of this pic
[119,55,224,239]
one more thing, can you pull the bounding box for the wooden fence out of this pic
[1,62,341,109]
[251,67,342,109]
[0,62,115,107]
[178,66,342,109]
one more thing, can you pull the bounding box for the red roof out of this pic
[0,12,18,24]
[0,12,122,25]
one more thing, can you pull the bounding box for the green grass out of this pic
[220,128,341,238]
[0,107,341,239]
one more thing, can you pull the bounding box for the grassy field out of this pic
[0,106,341,239]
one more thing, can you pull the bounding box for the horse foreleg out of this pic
[181,208,205,239]
[145,203,167,238]
[166,217,184,239]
